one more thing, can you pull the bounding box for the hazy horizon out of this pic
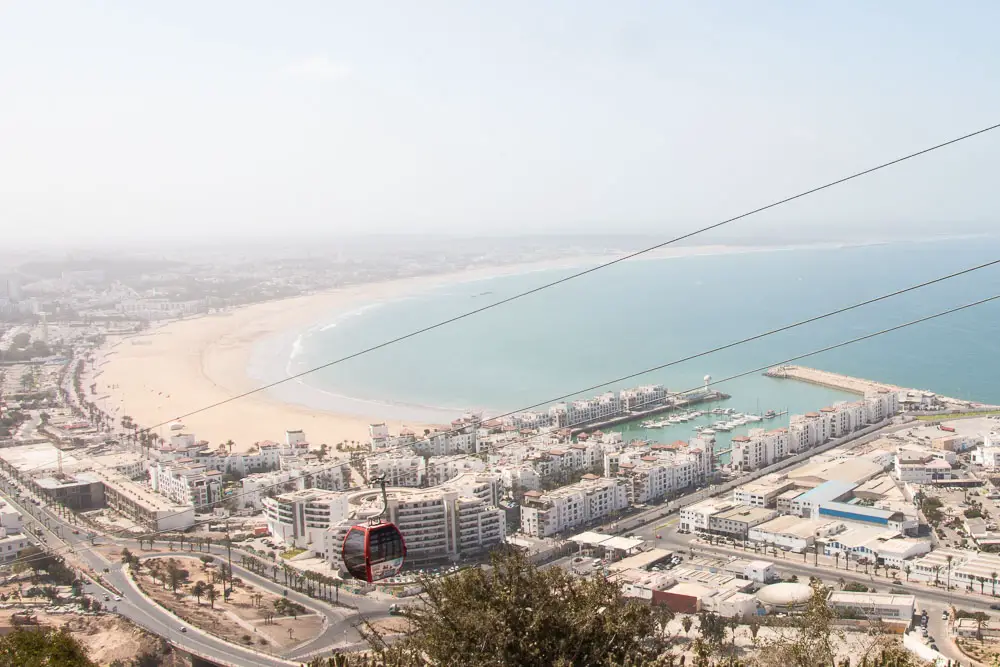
[3,2,1000,246]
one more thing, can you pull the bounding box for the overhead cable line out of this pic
[16,290,1000,568]
[118,121,1000,436]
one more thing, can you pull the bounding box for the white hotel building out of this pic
[263,488,350,549]
[731,428,789,472]
[149,460,223,508]
[520,475,630,538]
[365,454,427,487]
[240,463,351,510]
[265,474,506,567]
[612,442,713,504]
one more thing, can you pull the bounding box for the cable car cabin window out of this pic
[343,529,368,579]
[369,525,404,562]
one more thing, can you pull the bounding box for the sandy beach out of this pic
[90,244,784,452]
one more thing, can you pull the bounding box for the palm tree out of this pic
[904,565,912,582]
[206,584,218,609]
[191,581,206,603]
[834,552,840,570]
[225,439,235,454]
[946,554,954,591]
[933,565,941,586]
[992,571,998,597]
[979,576,988,595]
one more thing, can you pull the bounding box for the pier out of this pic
[570,390,730,435]
[764,365,987,410]
[763,365,892,395]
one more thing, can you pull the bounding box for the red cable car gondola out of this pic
[341,476,407,583]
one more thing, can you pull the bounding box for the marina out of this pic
[567,389,730,435]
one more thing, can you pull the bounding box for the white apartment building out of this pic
[788,412,827,452]
[366,454,427,488]
[821,401,868,439]
[412,426,478,457]
[0,497,23,533]
[520,476,629,538]
[426,455,486,487]
[501,411,554,430]
[864,389,899,423]
[731,428,789,472]
[320,473,505,568]
[893,451,953,483]
[615,447,711,504]
[499,464,541,493]
[618,384,668,410]
[240,461,352,510]
[369,423,391,448]
[158,434,282,477]
[972,442,1000,468]
[240,469,301,510]
[150,461,223,508]
[679,499,734,534]
[91,452,147,479]
[95,468,195,531]
[733,476,797,508]
[0,529,30,563]
[263,488,351,549]
[527,440,605,483]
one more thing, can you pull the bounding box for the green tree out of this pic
[13,547,59,581]
[206,584,218,609]
[0,627,97,666]
[191,581,206,604]
[696,611,728,648]
[360,550,673,667]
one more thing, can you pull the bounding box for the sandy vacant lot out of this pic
[134,556,323,653]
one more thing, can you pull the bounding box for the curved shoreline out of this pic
[91,242,828,451]
[92,254,616,450]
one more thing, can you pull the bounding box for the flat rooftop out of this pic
[788,458,882,486]
[608,548,674,572]
[854,475,900,498]
[0,443,82,474]
[92,468,191,514]
[828,591,915,607]
[752,515,833,539]
[735,476,793,495]
[712,505,777,523]
[796,480,858,504]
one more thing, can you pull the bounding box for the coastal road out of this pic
[0,481,395,666]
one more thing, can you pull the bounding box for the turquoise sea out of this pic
[248,236,1000,451]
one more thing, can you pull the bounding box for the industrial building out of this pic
[827,592,915,623]
[708,505,778,539]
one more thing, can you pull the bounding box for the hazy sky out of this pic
[2,2,1000,245]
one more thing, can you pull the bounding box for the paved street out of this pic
[0,479,395,667]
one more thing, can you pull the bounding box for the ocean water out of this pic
[249,236,1000,449]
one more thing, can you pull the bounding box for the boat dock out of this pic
[570,390,730,435]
